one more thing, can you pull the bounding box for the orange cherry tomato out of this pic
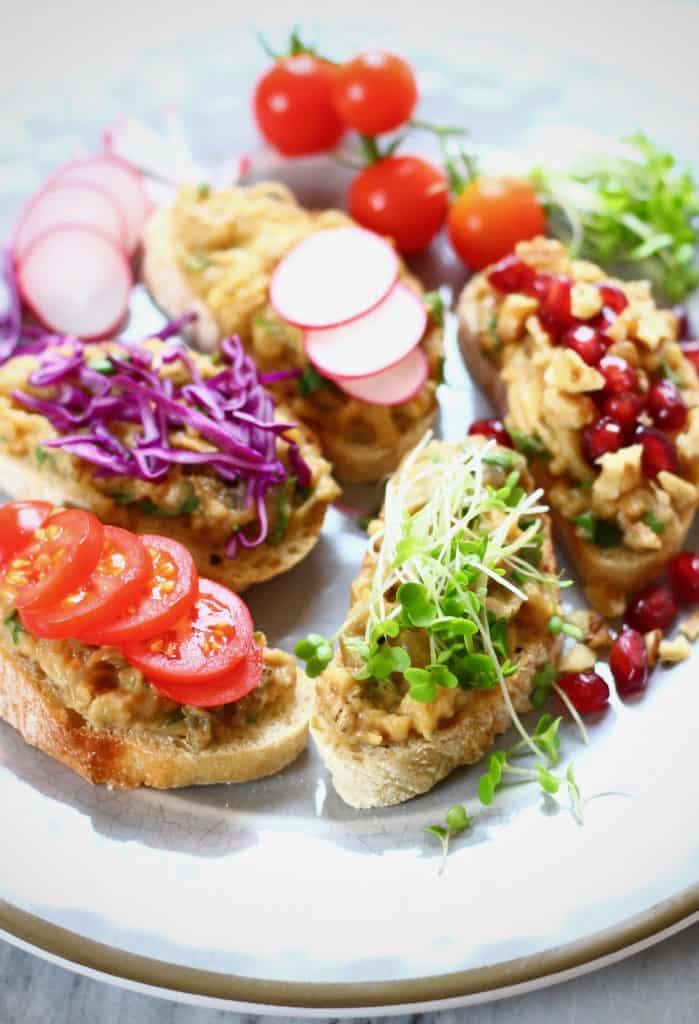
[447,176,546,271]
[332,51,418,136]
[348,155,448,254]
[20,527,151,640]
[253,54,345,156]
[0,501,52,567]
[5,509,104,611]
[146,642,264,709]
[121,578,254,688]
[79,535,198,647]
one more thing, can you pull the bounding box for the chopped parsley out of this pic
[643,511,666,536]
[298,363,329,396]
[573,512,623,548]
[3,611,23,646]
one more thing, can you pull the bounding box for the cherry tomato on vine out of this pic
[447,176,546,271]
[253,54,345,156]
[349,156,448,255]
[333,51,418,136]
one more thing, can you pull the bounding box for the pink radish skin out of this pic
[335,346,429,406]
[270,226,399,329]
[305,283,427,380]
[13,183,128,261]
[53,154,150,253]
[18,225,132,340]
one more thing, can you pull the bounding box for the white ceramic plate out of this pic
[1,2,699,1013]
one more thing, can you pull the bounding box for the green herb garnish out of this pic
[643,511,666,536]
[424,290,445,327]
[573,512,622,548]
[183,252,211,273]
[532,133,699,301]
[547,614,584,641]
[3,611,23,646]
[509,430,548,458]
[298,364,329,396]
[425,804,473,871]
[266,478,295,547]
[34,445,52,467]
[86,355,116,376]
[196,183,211,199]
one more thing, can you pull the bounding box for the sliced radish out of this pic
[335,346,429,406]
[305,283,427,380]
[13,183,127,261]
[18,226,132,340]
[53,155,150,253]
[270,226,398,329]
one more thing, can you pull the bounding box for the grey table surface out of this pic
[2,925,699,1023]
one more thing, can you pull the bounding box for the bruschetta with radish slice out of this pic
[304,435,561,808]
[0,501,312,788]
[457,237,699,617]
[141,183,443,482]
[0,334,339,593]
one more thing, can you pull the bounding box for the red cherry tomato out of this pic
[253,54,345,156]
[332,51,418,135]
[147,642,264,709]
[121,578,254,687]
[447,177,546,271]
[5,509,104,611]
[20,527,151,640]
[0,501,52,567]
[348,156,448,255]
[79,535,198,647]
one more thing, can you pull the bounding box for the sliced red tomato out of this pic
[147,642,264,709]
[5,509,104,610]
[121,578,254,687]
[0,501,52,567]
[79,535,198,646]
[20,526,151,640]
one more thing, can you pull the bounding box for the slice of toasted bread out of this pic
[311,439,561,809]
[0,640,313,789]
[457,252,699,618]
[141,195,441,484]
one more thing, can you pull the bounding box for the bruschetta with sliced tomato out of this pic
[142,183,443,482]
[0,502,311,788]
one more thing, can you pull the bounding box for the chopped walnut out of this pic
[623,520,663,551]
[678,408,699,460]
[525,314,553,351]
[658,635,692,663]
[592,445,642,508]
[644,629,662,669]
[569,260,607,283]
[496,294,539,344]
[544,349,605,393]
[605,338,641,367]
[680,611,699,642]
[515,236,569,274]
[657,471,698,511]
[559,642,597,673]
[635,310,676,350]
[549,482,589,519]
[570,281,603,320]
[542,388,597,429]
[567,610,613,650]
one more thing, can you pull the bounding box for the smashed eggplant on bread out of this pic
[458,237,699,617]
[0,332,339,592]
[142,182,443,483]
[0,502,312,789]
[303,435,561,809]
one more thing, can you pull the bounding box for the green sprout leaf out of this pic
[294,633,334,677]
[567,764,585,824]
[397,582,438,627]
[536,764,561,795]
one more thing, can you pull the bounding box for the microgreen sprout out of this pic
[567,764,585,825]
[547,614,585,641]
[425,804,473,873]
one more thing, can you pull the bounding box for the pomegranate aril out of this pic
[634,424,679,478]
[562,323,605,366]
[539,274,575,335]
[557,671,610,714]
[602,391,645,441]
[599,355,637,394]
[582,416,624,463]
[609,628,649,696]
[647,378,688,431]
[667,551,699,605]
[625,583,677,633]
[487,255,536,294]
[672,304,690,340]
[467,417,514,448]
[598,283,628,315]
[525,272,552,302]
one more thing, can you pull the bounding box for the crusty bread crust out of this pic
[457,279,696,616]
[0,443,333,595]
[0,644,313,789]
[141,203,439,484]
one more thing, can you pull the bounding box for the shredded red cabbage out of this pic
[12,333,312,552]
